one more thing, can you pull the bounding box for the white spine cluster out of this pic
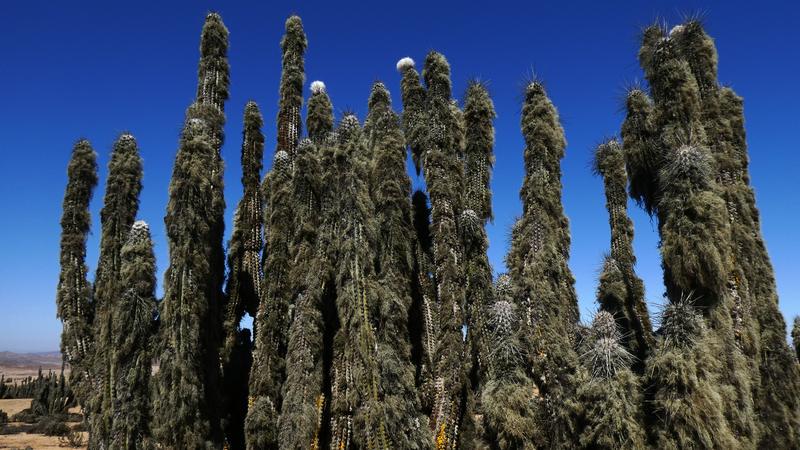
[396,57,415,72]
[310,80,326,94]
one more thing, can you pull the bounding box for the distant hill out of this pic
[0,351,63,370]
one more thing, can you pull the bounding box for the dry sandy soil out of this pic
[0,398,86,449]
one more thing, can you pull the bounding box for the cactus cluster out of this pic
[54,13,799,450]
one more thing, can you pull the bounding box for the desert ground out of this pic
[0,352,84,449]
[0,398,86,449]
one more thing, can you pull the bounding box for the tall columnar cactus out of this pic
[461,81,496,385]
[478,275,541,448]
[247,147,294,448]
[192,12,231,339]
[307,81,333,144]
[398,53,470,447]
[504,81,580,447]
[628,22,758,446]
[409,189,438,407]
[366,82,433,448]
[152,14,230,447]
[110,221,156,449]
[275,85,335,450]
[593,139,653,364]
[574,311,646,449]
[223,101,265,360]
[56,139,98,410]
[326,115,390,448]
[277,15,307,161]
[672,21,800,446]
[196,13,230,112]
[222,101,264,449]
[246,15,307,449]
[196,11,230,347]
[91,132,143,446]
[277,137,326,448]
[152,104,223,447]
[644,296,736,448]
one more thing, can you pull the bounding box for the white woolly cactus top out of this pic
[132,220,149,232]
[119,133,135,142]
[310,80,326,94]
[669,24,685,36]
[396,57,415,71]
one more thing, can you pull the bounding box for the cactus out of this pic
[153,107,223,447]
[674,21,800,446]
[277,15,307,161]
[56,138,98,414]
[277,137,327,448]
[573,312,645,450]
[323,114,390,448]
[593,139,653,365]
[628,22,759,446]
[478,275,542,448]
[398,52,470,447]
[504,81,580,447]
[223,102,265,360]
[461,81,496,385]
[366,82,433,448]
[409,189,439,414]
[109,221,157,449]
[247,15,307,449]
[222,101,265,449]
[307,81,333,144]
[90,132,143,447]
[152,14,230,447]
[644,295,736,448]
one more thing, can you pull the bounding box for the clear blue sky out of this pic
[1,0,798,353]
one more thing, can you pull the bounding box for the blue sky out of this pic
[1,0,798,352]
